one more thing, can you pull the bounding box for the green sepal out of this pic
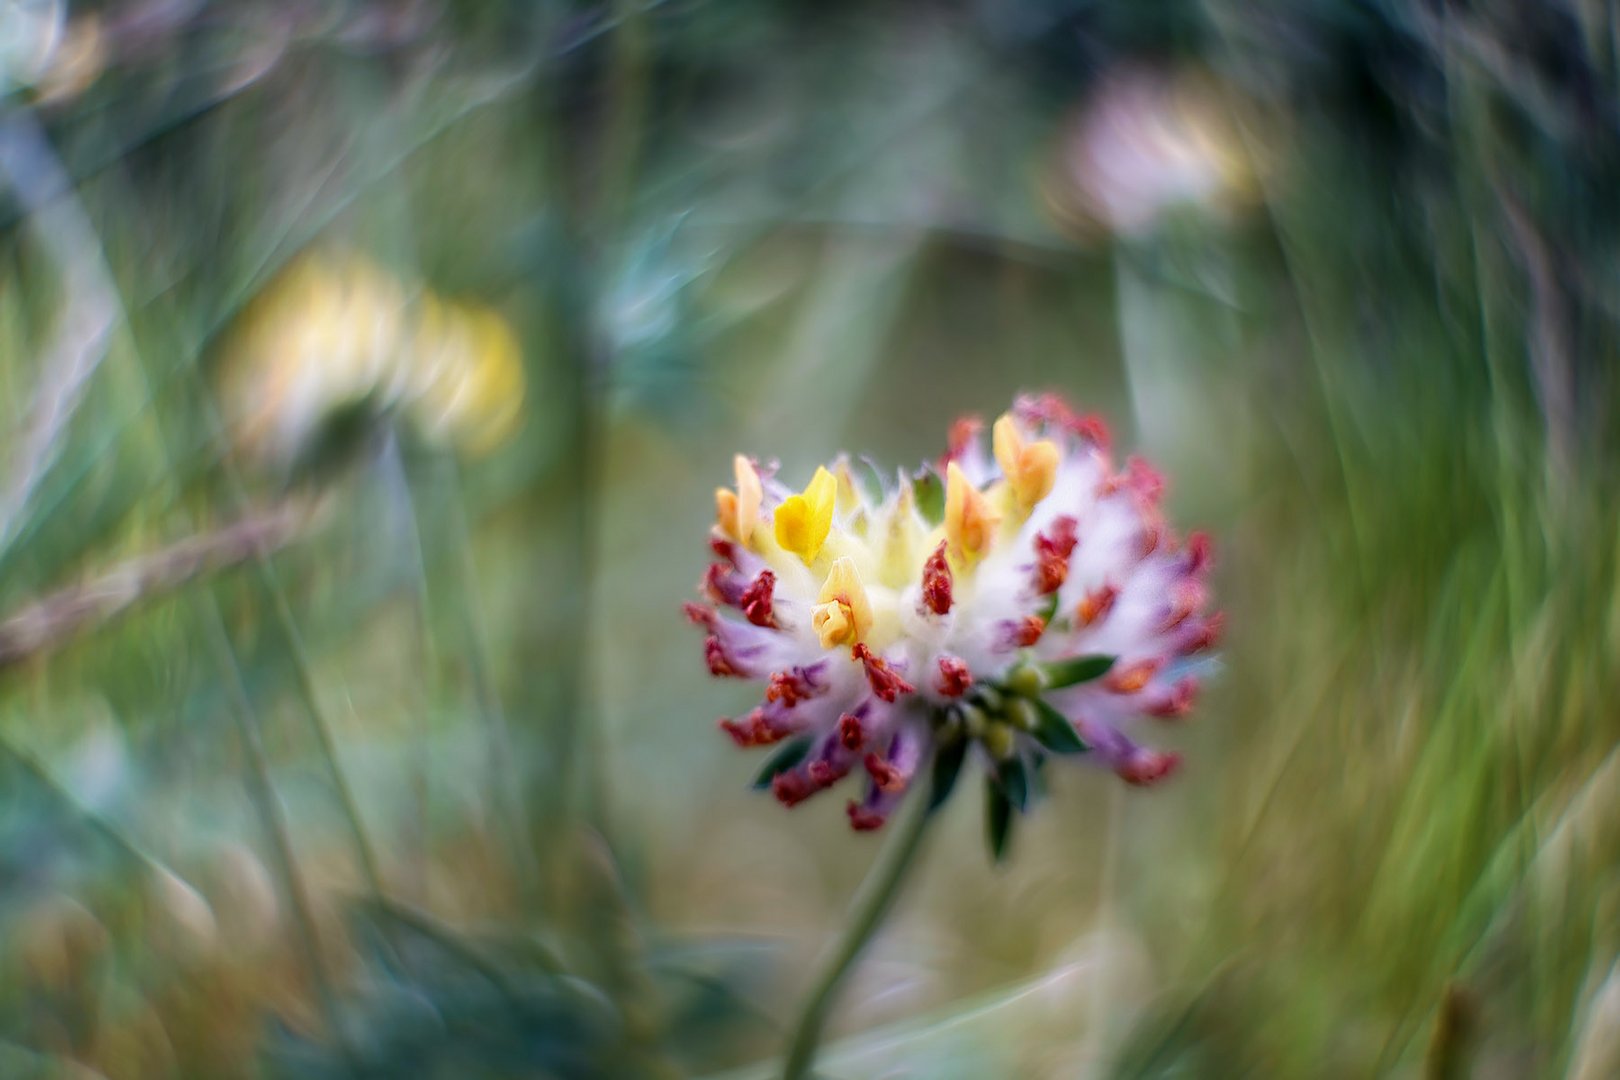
[986,779,1015,863]
[1030,698,1090,755]
[1040,654,1116,690]
[751,736,814,790]
[911,467,945,526]
[969,684,1004,714]
[928,735,968,814]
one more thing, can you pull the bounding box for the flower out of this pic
[220,251,525,467]
[1043,67,1255,239]
[687,393,1220,837]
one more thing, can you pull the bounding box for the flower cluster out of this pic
[220,251,525,467]
[687,395,1220,841]
[1044,67,1254,239]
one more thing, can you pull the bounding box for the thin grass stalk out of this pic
[0,500,311,672]
[250,547,395,912]
[422,451,541,904]
[0,110,119,557]
[201,605,355,1067]
[0,735,164,876]
[380,434,439,902]
[177,380,397,921]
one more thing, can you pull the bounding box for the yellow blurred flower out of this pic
[407,294,526,456]
[220,251,525,467]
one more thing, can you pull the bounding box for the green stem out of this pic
[781,788,936,1080]
[202,607,354,1067]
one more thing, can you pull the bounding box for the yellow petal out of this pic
[991,414,1023,478]
[716,455,763,545]
[812,601,853,649]
[992,413,1059,512]
[945,461,1000,564]
[774,465,837,564]
[812,556,872,647]
[1019,440,1059,505]
[875,485,925,588]
[715,487,739,536]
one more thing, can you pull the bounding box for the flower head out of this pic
[220,251,525,468]
[689,394,1221,842]
[1044,67,1255,240]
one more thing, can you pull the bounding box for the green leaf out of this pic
[911,467,945,525]
[1040,654,1116,690]
[1036,591,1060,625]
[927,736,968,813]
[751,736,814,790]
[1030,699,1090,755]
[993,756,1030,813]
[986,779,1015,863]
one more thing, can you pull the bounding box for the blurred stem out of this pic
[523,0,649,864]
[253,559,395,912]
[443,488,543,904]
[598,0,649,223]
[202,606,355,1067]
[1423,983,1477,1080]
[413,450,540,903]
[0,736,158,873]
[536,232,609,844]
[174,392,400,929]
[781,788,934,1080]
[0,109,118,558]
[0,495,312,674]
[382,436,440,902]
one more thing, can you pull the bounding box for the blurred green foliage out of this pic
[0,0,1618,1076]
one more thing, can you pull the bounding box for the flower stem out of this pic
[781,788,935,1080]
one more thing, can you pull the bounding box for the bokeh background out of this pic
[1,1,1619,1076]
